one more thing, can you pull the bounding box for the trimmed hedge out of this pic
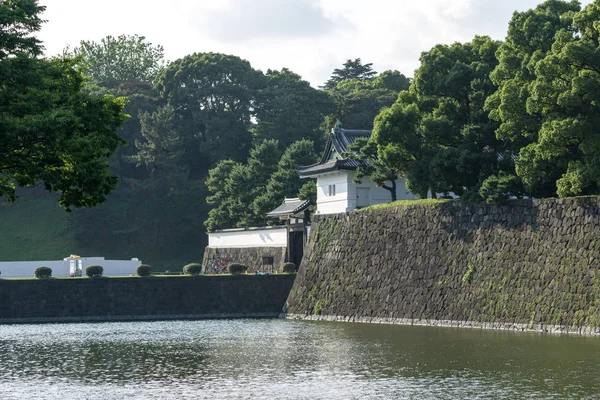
[283,262,296,273]
[183,263,202,276]
[136,264,152,277]
[34,266,53,279]
[85,265,104,278]
[228,263,248,275]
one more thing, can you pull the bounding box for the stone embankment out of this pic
[0,275,295,324]
[286,198,600,334]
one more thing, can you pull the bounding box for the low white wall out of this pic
[208,227,288,248]
[0,257,141,278]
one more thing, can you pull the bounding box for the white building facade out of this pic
[299,127,417,215]
[207,226,288,249]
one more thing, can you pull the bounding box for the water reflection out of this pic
[0,320,598,399]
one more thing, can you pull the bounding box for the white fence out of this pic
[0,257,141,278]
[207,226,288,248]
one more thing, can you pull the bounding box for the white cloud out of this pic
[191,0,351,42]
[37,0,595,87]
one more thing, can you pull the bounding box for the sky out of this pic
[37,0,593,87]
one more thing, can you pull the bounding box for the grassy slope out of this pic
[0,195,83,261]
[0,194,206,270]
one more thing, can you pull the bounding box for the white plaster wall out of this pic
[347,172,418,211]
[0,257,141,278]
[316,172,351,214]
[208,227,288,248]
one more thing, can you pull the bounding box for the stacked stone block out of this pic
[286,198,600,334]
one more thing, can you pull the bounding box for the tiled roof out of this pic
[298,127,371,177]
[267,198,312,217]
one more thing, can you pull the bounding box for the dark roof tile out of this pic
[267,198,312,217]
[298,127,371,177]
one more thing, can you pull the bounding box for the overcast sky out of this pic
[38,0,592,87]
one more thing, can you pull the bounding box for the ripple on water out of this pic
[0,320,599,399]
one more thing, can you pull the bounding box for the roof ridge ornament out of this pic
[334,118,342,131]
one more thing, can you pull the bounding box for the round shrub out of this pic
[283,262,296,273]
[183,263,202,276]
[136,264,152,277]
[34,266,52,279]
[85,265,104,278]
[228,263,248,275]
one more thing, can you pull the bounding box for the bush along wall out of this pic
[286,198,600,335]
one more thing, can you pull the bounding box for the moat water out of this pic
[0,319,599,399]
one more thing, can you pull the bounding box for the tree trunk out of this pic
[383,180,397,202]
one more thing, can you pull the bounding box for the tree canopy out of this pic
[485,0,583,197]
[155,52,264,177]
[486,0,600,198]
[252,139,318,219]
[371,36,504,199]
[252,68,334,151]
[322,58,377,90]
[73,34,166,88]
[0,0,128,209]
[327,70,411,130]
[204,140,281,231]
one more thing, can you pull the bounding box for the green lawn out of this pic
[357,198,452,212]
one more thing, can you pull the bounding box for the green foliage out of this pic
[322,58,377,90]
[85,265,104,278]
[253,68,334,151]
[0,0,128,209]
[479,173,524,203]
[252,139,318,219]
[346,137,400,202]
[183,263,202,276]
[136,264,152,277]
[485,0,587,198]
[205,140,281,231]
[372,36,503,199]
[73,34,165,88]
[0,0,45,59]
[357,198,450,212]
[298,181,317,202]
[228,263,248,275]
[462,263,476,284]
[155,52,264,177]
[326,69,411,130]
[34,266,52,279]
[313,298,323,315]
[283,262,296,273]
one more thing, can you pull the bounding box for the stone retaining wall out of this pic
[286,198,600,334]
[201,247,287,274]
[0,275,295,323]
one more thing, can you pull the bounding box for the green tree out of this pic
[73,34,166,88]
[205,140,281,231]
[120,106,206,257]
[204,159,240,232]
[252,139,318,218]
[0,0,128,209]
[252,68,334,151]
[155,52,264,178]
[327,70,411,130]
[520,1,600,197]
[372,36,504,199]
[322,58,377,90]
[485,0,582,197]
[346,138,400,201]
